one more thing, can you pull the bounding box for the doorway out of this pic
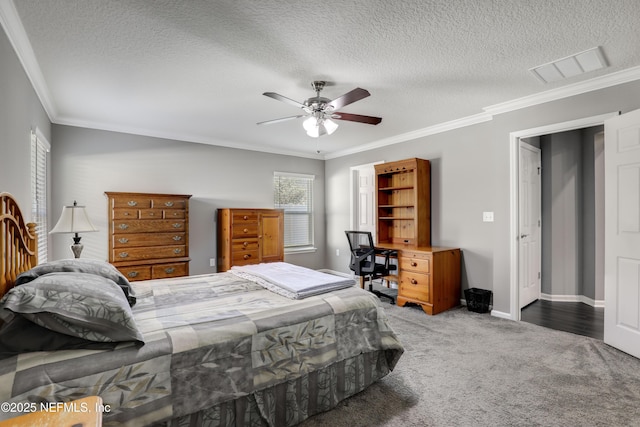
[349,162,382,236]
[519,128,605,339]
[509,113,617,323]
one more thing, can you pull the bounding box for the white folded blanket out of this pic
[230,262,355,299]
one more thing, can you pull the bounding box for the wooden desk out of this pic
[376,244,461,315]
[0,396,103,427]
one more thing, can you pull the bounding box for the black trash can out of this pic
[464,288,492,313]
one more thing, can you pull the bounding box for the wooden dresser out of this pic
[375,158,461,315]
[105,192,191,281]
[217,208,284,272]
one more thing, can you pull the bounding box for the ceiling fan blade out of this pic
[263,92,307,109]
[328,88,370,110]
[333,112,382,125]
[257,115,306,125]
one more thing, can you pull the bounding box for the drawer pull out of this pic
[243,228,249,233]
[149,212,155,216]
[243,254,252,260]
[127,271,138,278]
[119,252,129,258]
[173,236,182,241]
[127,201,138,206]
[119,224,129,230]
[243,215,249,220]
[124,212,131,216]
[411,261,418,267]
[410,278,418,285]
[243,241,249,247]
[165,201,174,207]
[173,248,182,254]
[118,237,129,244]
[173,223,182,228]
[164,267,175,273]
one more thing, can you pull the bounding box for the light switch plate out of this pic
[483,212,494,222]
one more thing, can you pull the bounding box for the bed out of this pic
[0,192,404,426]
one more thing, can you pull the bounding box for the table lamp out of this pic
[50,200,98,258]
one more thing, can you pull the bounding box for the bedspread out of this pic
[0,272,403,426]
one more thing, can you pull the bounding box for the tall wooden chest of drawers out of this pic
[217,208,284,272]
[105,192,191,281]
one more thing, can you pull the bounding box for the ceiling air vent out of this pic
[529,46,607,84]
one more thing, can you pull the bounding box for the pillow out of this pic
[1,272,144,344]
[0,314,119,360]
[15,259,136,306]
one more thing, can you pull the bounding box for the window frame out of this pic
[273,171,316,254]
[31,128,50,263]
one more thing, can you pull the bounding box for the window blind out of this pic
[31,129,50,263]
[273,172,314,249]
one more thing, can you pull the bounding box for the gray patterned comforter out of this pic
[1,272,404,426]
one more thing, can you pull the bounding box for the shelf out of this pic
[378,185,414,191]
[379,217,415,220]
[379,204,414,208]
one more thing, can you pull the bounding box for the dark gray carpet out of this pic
[300,303,640,426]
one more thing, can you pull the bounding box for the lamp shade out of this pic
[303,116,339,138]
[49,202,98,234]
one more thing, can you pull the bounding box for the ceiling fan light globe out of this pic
[306,127,320,138]
[324,119,338,135]
[303,116,317,133]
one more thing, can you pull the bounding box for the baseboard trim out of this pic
[540,293,604,308]
[490,310,512,320]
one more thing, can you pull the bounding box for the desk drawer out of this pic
[399,271,431,303]
[400,255,430,273]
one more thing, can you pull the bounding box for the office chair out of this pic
[344,230,397,304]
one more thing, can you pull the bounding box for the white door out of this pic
[604,109,640,358]
[352,164,377,238]
[519,140,542,308]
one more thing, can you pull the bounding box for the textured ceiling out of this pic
[2,0,640,159]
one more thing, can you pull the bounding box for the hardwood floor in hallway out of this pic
[521,299,604,340]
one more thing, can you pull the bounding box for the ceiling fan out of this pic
[257,81,382,137]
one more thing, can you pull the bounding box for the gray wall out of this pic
[0,24,50,211]
[50,126,326,273]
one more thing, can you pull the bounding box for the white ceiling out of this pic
[2,0,640,159]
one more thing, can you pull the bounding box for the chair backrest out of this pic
[345,230,375,252]
[345,231,376,275]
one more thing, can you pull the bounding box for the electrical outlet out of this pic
[209,258,216,267]
[483,212,494,222]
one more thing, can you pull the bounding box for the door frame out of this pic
[508,112,618,321]
[518,140,542,309]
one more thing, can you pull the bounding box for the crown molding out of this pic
[484,65,640,116]
[324,112,493,159]
[0,0,56,120]
[54,115,324,160]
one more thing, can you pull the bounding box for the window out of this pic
[274,172,315,251]
[31,129,50,263]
